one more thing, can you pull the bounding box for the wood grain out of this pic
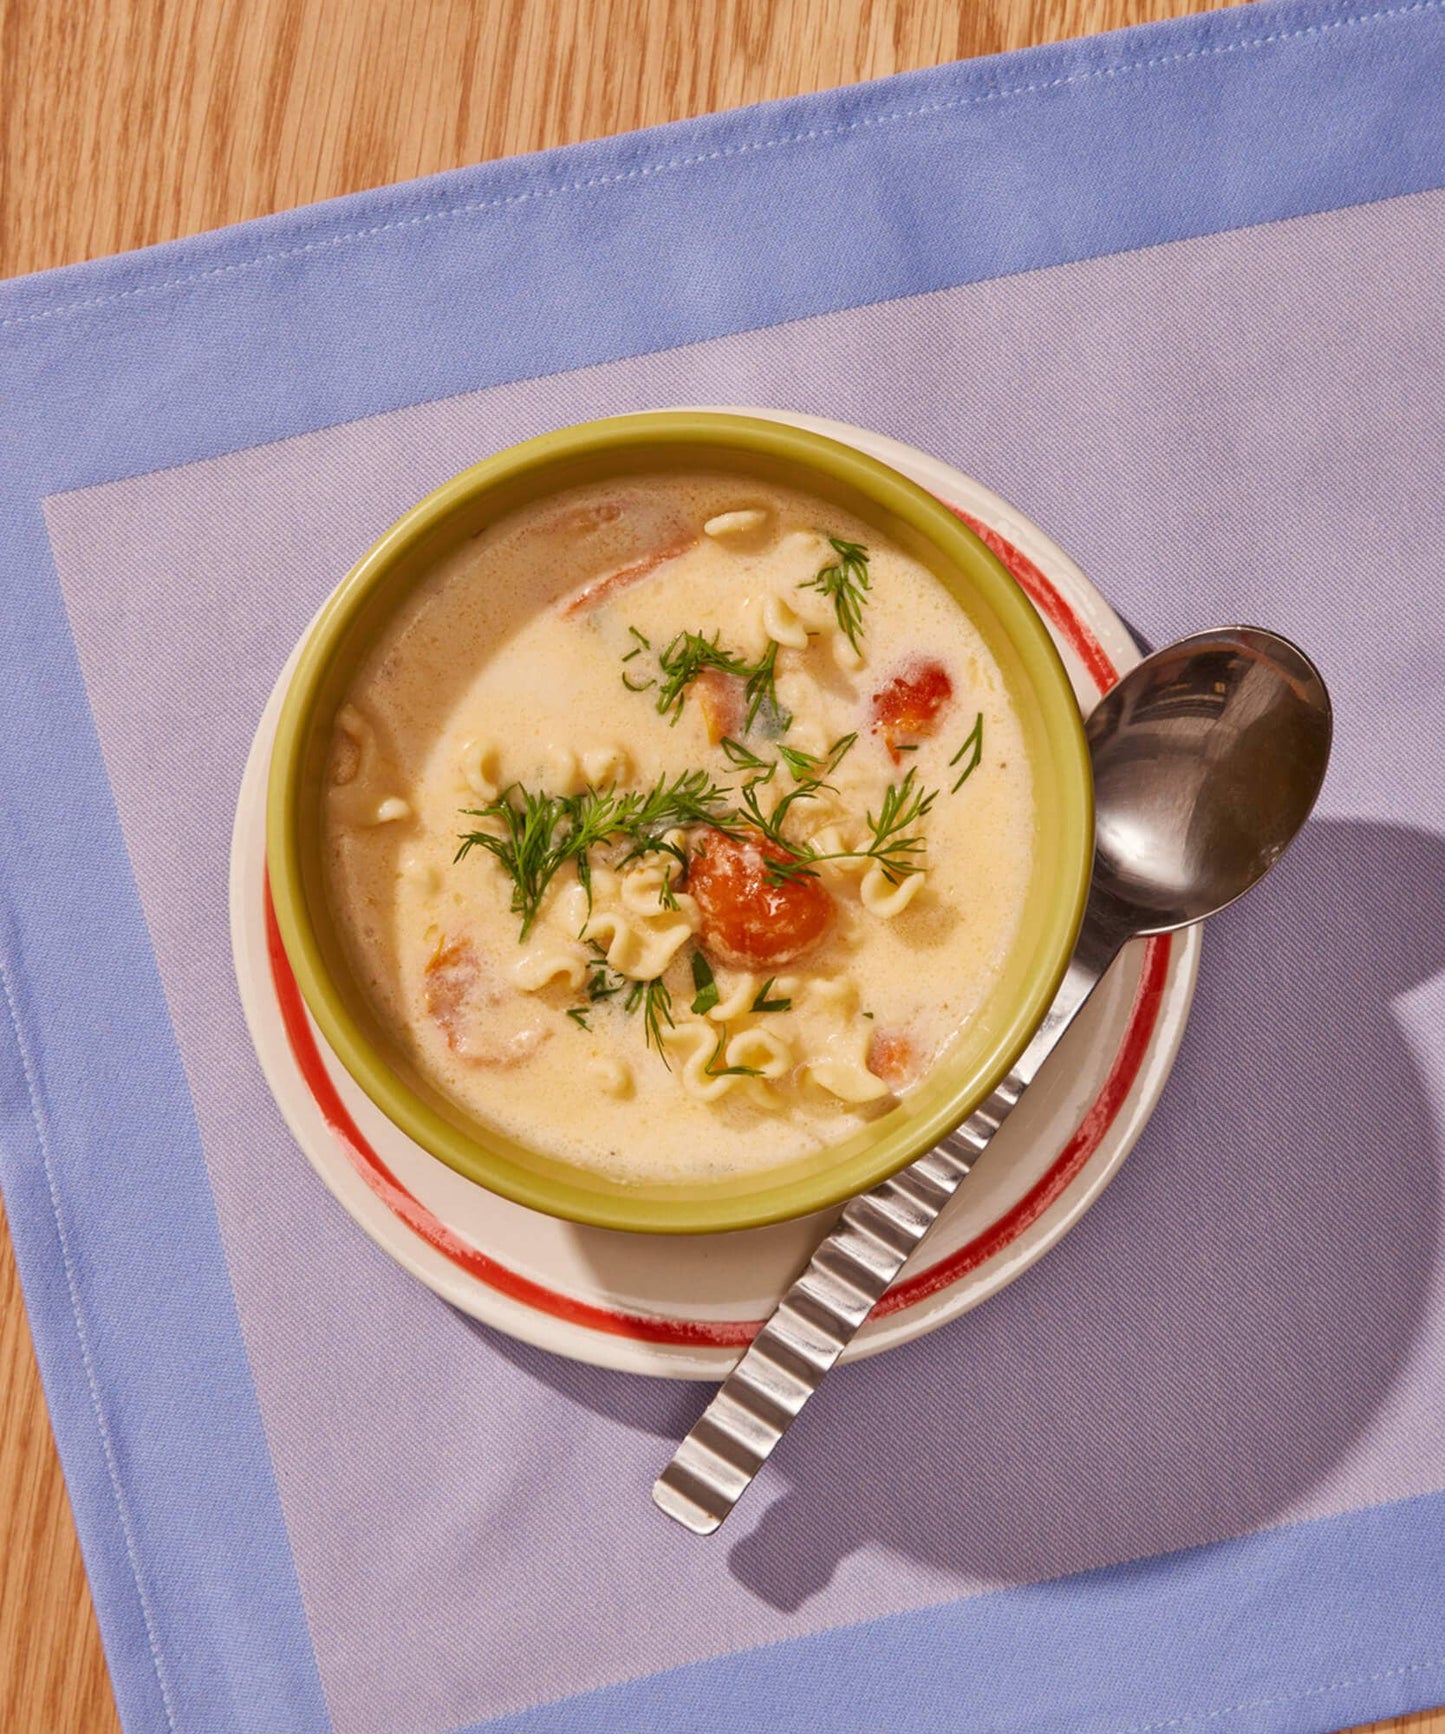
[0,1,1439,1730]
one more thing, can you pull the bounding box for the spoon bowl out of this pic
[1088,627,1332,937]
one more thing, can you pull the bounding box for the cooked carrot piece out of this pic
[695,668,746,745]
[423,938,485,1050]
[866,1028,920,1090]
[423,937,546,1068]
[561,536,696,616]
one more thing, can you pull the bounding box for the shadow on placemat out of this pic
[478,817,1444,1612]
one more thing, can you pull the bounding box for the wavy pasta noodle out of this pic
[804,1031,892,1105]
[859,865,927,918]
[460,737,501,798]
[664,1021,742,1104]
[582,909,693,980]
[511,942,589,993]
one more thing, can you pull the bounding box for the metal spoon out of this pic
[654,626,1332,1535]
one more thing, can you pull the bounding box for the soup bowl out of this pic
[267,411,1092,1233]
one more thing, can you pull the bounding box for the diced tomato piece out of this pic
[695,668,746,745]
[866,1028,920,1091]
[870,659,953,761]
[687,829,835,969]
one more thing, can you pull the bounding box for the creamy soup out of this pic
[324,473,1035,1183]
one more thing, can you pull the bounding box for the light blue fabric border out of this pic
[2,1,1444,1728]
[467,1489,1445,1734]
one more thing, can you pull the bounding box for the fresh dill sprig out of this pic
[741,641,788,733]
[624,976,674,1062]
[799,537,871,653]
[651,631,749,721]
[859,768,938,882]
[455,786,578,939]
[776,742,822,780]
[738,773,826,858]
[690,951,720,1015]
[458,772,734,940]
[751,978,792,1013]
[733,731,866,876]
[950,711,984,791]
[623,630,792,733]
[759,767,938,887]
[613,769,738,868]
[626,769,735,834]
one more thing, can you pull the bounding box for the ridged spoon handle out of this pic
[653,941,1113,1535]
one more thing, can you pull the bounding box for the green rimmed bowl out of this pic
[266,410,1092,1234]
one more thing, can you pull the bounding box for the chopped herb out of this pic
[455,786,580,939]
[586,950,626,1002]
[775,734,858,779]
[949,711,984,791]
[738,773,825,862]
[566,1007,591,1029]
[653,631,748,722]
[702,1028,765,1078]
[655,871,680,912]
[799,536,871,653]
[731,731,855,785]
[750,978,792,1014]
[690,950,720,1015]
[613,770,737,859]
[621,670,656,692]
[628,625,651,649]
[862,1011,875,1020]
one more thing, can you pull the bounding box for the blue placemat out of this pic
[4,3,1445,1730]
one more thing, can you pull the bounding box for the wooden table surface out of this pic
[0,1,1438,1729]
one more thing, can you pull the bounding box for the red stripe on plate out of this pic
[265,889,745,1346]
[266,511,1169,1353]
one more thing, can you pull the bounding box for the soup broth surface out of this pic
[325,472,1036,1183]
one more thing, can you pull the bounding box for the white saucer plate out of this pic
[230,410,1200,1380]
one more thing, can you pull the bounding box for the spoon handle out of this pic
[653,941,1116,1535]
